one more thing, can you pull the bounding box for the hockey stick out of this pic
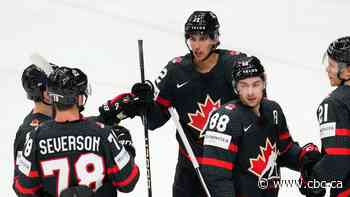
[137,40,152,197]
[29,53,54,76]
[168,107,212,197]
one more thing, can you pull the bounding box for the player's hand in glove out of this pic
[298,143,325,197]
[131,80,154,104]
[299,143,322,176]
[112,125,136,157]
[99,92,149,125]
[298,176,326,197]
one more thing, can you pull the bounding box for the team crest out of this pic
[249,138,280,181]
[187,95,221,138]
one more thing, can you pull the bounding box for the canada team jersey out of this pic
[148,49,246,167]
[14,118,139,197]
[13,112,51,184]
[313,85,350,196]
[202,99,302,197]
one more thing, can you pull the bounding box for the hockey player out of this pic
[301,36,350,197]
[13,67,139,197]
[99,10,247,196]
[13,64,54,187]
[201,56,324,197]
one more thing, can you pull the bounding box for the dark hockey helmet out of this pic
[327,36,350,65]
[21,64,48,102]
[185,11,220,40]
[48,66,90,106]
[232,56,265,85]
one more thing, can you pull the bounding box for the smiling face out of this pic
[236,76,265,110]
[188,34,218,62]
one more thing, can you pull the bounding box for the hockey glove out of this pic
[299,143,322,178]
[112,125,136,158]
[99,93,148,125]
[131,80,155,104]
[298,143,325,197]
[298,176,326,197]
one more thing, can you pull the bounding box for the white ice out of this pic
[1,0,350,196]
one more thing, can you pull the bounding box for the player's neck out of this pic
[194,53,219,73]
[55,107,80,122]
[252,105,261,116]
[33,102,52,117]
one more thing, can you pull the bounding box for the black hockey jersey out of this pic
[13,112,51,182]
[13,118,139,197]
[312,85,350,197]
[148,49,246,167]
[202,99,302,197]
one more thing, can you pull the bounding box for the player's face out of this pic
[325,57,342,86]
[237,77,265,110]
[188,34,217,61]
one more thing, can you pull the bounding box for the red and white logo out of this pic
[249,138,280,180]
[187,95,221,138]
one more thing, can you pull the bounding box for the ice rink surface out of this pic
[1,0,350,196]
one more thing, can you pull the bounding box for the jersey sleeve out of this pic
[312,98,350,182]
[103,128,139,193]
[13,128,43,197]
[272,102,302,171]
[146,61,177,130]
[201,108,241,197]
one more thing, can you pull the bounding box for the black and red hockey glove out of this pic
[112,125,136,158]
[299,143,322,176]
[99,93,147,125]
[298,143,325,197]
[298,176,325,197]
[131,80,154,104]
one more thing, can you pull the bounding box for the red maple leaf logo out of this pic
[187,95,221,137]
[249,138,279,178]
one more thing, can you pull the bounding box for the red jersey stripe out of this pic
[199,157,234,171]
[325,148,350,155]
[279,131,290,140]
[156,96,171,108]
[15,180,42,195]
[228,144,238,152]
[337,187,350,197]
[336,129,350,136]
[112,165,139,187]
[107,165,120,175]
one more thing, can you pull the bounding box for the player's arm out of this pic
[13,125,28,185]
[312,99,350,182]
[201,108,241,197]
[98,62,175,130]
[103,126,140,193]
[13,129,43,197]
[273,102,321,172]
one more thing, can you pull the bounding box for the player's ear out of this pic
[341,66,350,80]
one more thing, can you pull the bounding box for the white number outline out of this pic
[40,153,105,197]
